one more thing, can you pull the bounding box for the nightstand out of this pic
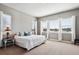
[2,39,15,48]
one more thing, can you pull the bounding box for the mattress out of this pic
[15,35,46,50]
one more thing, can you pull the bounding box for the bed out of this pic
[15,35,46,50]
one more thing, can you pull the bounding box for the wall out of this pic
[37,18,41,35]
[38,8,79,39]
[0,4,36,34]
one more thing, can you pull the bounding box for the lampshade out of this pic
[5,24,11,29]
[4,25,11,31]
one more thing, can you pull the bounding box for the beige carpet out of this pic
[25,40,79,55]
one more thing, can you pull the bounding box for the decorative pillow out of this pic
[24,32,28,36]
[24,32,31,36]
[28,32,31,35]
[18,32,21,36]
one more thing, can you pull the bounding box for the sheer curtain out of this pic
[40,16,75,42]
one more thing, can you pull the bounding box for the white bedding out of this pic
[15,35,46,50]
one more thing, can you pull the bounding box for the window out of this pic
[32,20,37,34]
[1,14,11,31]
[3,14,11,28]
[40,16,75,41]
[49,20,59,32]
[61,17,72,32]
[41,21,47,32]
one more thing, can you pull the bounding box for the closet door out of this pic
[48,20,59,40]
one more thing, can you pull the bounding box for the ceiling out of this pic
[2,3,79,17]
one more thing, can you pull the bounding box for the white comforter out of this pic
[15,35,46,50]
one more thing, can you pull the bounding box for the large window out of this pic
[61,17,72,32]
[1,14,11,31]
[49,20,59,32]
[40,16,75,41]
[41,21,47,32]
[3,14,11,28]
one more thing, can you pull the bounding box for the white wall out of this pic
[0,4,36,34]
[13,14,36,33]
